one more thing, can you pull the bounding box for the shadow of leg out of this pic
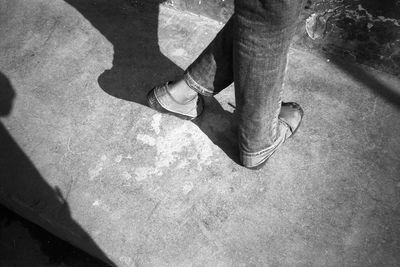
[65,0,183,105]
[193,97,240,164]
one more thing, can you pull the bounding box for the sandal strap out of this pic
[156,82,197,105]
[278,117,294,134]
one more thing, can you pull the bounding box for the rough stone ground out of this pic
[0,0,400,266]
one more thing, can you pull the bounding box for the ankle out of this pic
[168,79,198,104]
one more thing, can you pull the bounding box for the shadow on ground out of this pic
[0,204,109,267]
[64,0,182,105]
[0,72,113,266]
[64,0,240,162]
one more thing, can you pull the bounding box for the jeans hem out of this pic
[240,121,289,167]
[183,71,214,97]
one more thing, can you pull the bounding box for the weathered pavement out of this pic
[0,0,399,266]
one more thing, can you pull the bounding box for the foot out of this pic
[167,79,198,104]
[147,81,204,120]
[241,102,304,170]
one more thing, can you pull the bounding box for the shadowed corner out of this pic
[0,72,114,266]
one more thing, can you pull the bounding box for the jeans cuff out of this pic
[240,122,288,168]
[183,71,214,97]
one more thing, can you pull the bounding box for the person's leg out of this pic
[147,18,235,120]
[148,0,305,168]
[183,17,234,97]
[233,0,304,168]
[162,17,235,103]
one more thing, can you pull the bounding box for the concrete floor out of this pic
[0,0,400,266]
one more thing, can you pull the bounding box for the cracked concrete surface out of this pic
[0,0,400,266]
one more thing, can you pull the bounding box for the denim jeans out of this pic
[184,0,305,166]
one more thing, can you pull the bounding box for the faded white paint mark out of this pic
[176,159,189,169]
[171,48,187,57]
[154,123,213,170]
[136,133,156,146]
[101,154,107,161]
[88,162,103,180]
[151,113,162,134]
[92,199,111,212]
[115,154,133,163]
[182,182,194,195]
[134,167,162,181]
[119,256,132,265]
[93,200,123,220]
[122,171,132,180]
[115,154,123,163]
[134,122,213,175]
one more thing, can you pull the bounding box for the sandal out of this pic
[241,102,304,170]
[147,82,204,120]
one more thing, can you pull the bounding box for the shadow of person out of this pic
[0,72,113,266]
[194,97,241,164]
[0,72,15,116]
[64,0,241,162]
[64,0,183,105]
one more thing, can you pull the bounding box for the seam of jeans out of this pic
[184,71,214,97]
[272,93,283,141]
[272,57,287,140]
